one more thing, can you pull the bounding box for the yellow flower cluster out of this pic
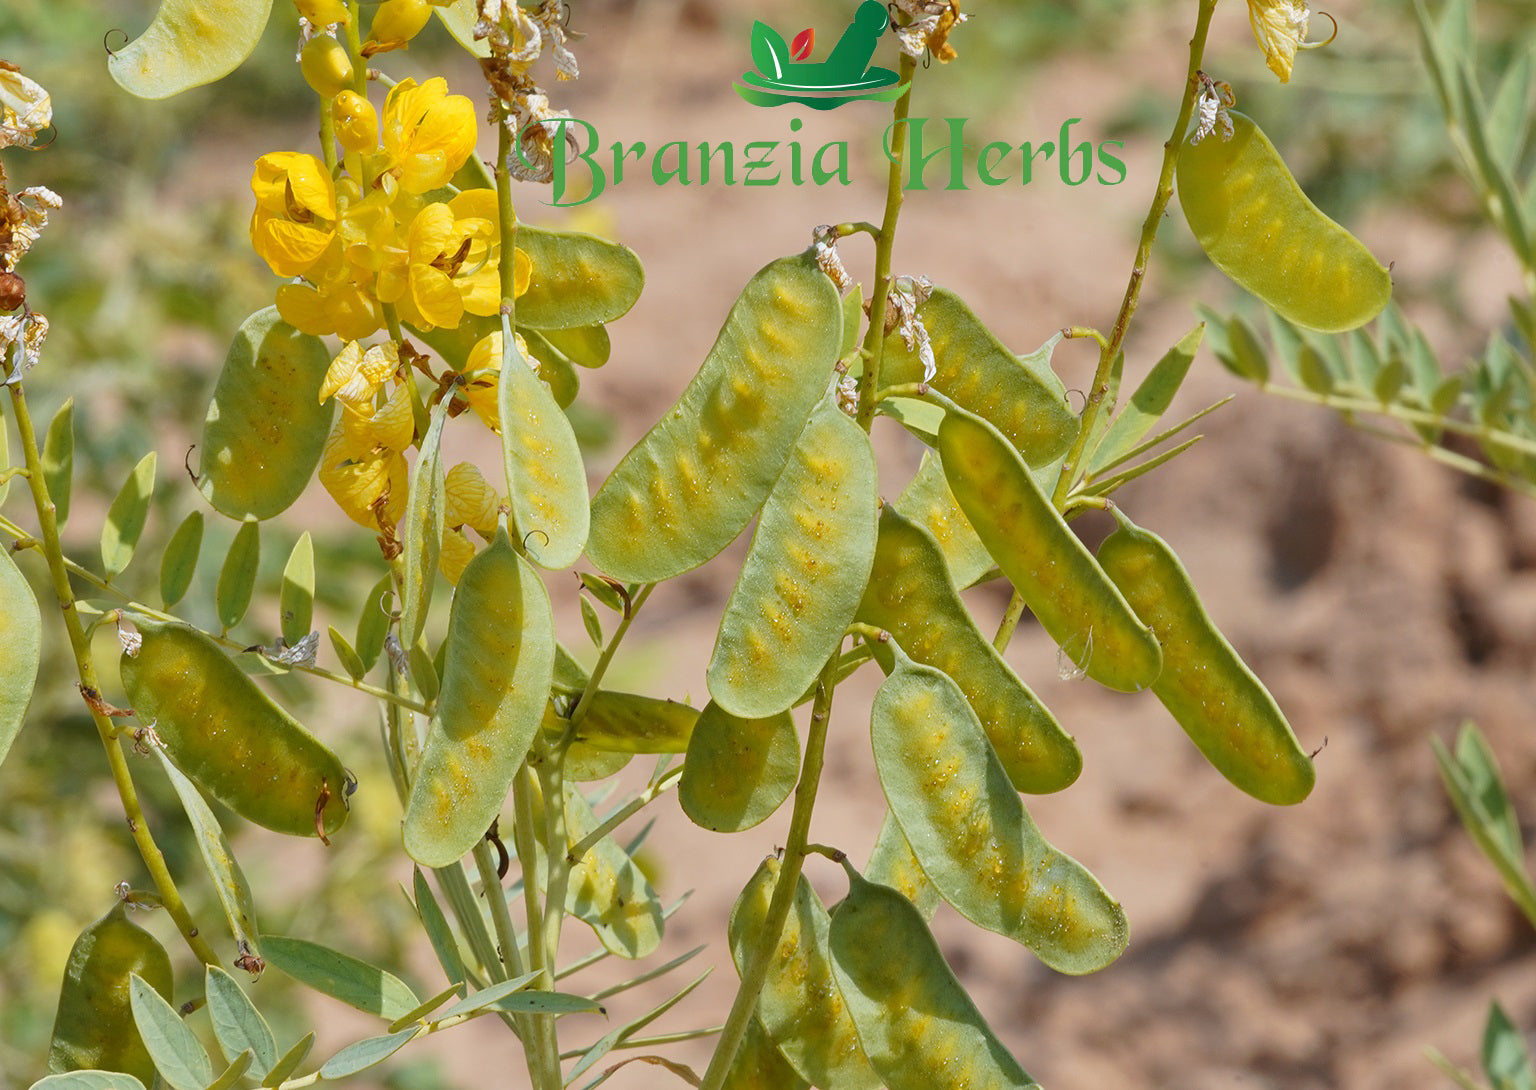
[250,77,497,342]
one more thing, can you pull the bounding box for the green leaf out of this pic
[205,967,277,1079]
[750,20,790,81]
[216,517,260,631]
[1433,725,1536,929]
[516,227,645,329]
[1089,323,1202,474]
[1457,62,1535,270]
[1296,344,1336,395]
[431,971,541,1022]
[411,869,467,994]
[151,746,261,957]
[204,1050,253,1090]
[564,973,707,1085]
[580,594,603,646]
[579,572,626,614]
[1218,315,1269,384]
[159,511,203,609]
[316,1028,420,1079]
[261,935,421,1021]
[279,532,314,647]
[401,401,447,651]
[1373,355,1407,405]
[877,395,945,446]
[840,283,864,360]
[108,0,274,98]
[128,974,212,1090]
[1483,1002,1536,1090]
[100,453,157,579]
[28,1075,148,1090]
[328,626,366,681]
[41,397,73,527]
[492,990,606,1015]
[519,329,581,409]
[409,641,439,705]
[355,575,394,674]
[387,983,463,1032]
[0,544,41,771]
[260,1032,314,1088]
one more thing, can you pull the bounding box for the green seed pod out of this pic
[197,308,335,521]
[722,1017,809,1090]
[46,902,173,1084]
[873,646,1128,973]
[588,251,842,584]
[498,335,589,570]
[1096,514,1315,805]
[1177,110,1392,333]
[564,784,664,958]
[403,529,555,867]
[120,617,349,839]
[728,857,881,1090]
[939,408,1162,693]
[883,290,1078,466]
[857,504,1080,794]
[0,545,41,770]
[828,866,1040,1090]
[890,450,994,590]
[566,691,699,753]
[679,702,799,833]
[515,227,644,329]
[108,0,273,99]
[708,394,876,718]
[865,811,939,921]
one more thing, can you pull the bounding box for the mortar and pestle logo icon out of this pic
[734,0,908,109]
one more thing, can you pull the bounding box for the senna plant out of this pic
[0,0,1393,1087]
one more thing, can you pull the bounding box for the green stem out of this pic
[510,765,562,1090]
[565,764,682,864]
[993,0,1217,653]
[1261,381,1536,459]
[6,383,218,967]
[855,52,919,434]
[697,651,842,1090]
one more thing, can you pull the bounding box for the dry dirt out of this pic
[138,2,1536,1087]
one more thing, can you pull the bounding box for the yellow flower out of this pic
[250,152,337,276]
[375,191,503,331]
[339,379,415,453]
[439,525,478,584]
[1248,0,1311,82]
[276,267,382,341]
[333,90,379,155]
[457,328,537,434]
[366,0,433,55]
[380,77,477,194]
[444,461,502,535]
[294,0,350,26]
[320,341,399,407]
[318,420,409,529]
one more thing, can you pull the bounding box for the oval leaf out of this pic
[279,532,315,647]
[317,1029,419,1080]
[101,452,156,579]
[128,973,213,1090]
[261,936,420,1021]
[158,511,203,609]
[205,967,277,1079]
[0,545,41,769]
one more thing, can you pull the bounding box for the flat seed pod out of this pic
[120,617,349,839]
[0,545,41,770]
[564,784,664,958]
[46,903,174,1085]
[399,402,446,652]
[497,334,589,569]
[108,0,273,98]
[588,251,842,584]
[865,810,940,921]
[722,1017,809,1090]
[1097,514,1314,805]
[828,867,1040,1090]
[539,324,611,369]
[1177,111,1391,333]
[679,702,799,833]
[403,530,555,867]
[197,308,334,521]
[708,394,876,718]
[567,691,699,754]
[883,290,1078,466]
[890,450,993,590]
[939,409,1163,693]
[515,227,644,329]
[727,857,881,1090]
[856,504,1080,794]
[873,647,1129,974]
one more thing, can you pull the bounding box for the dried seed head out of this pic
[0,270,22,311]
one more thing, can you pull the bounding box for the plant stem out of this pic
[510,764,562,1090]
[855,52,918,434]
[569,582,654,731]
[1261,380,1536,459]
[696,651,842,1090]
[6,383,218,966]
[995,0,1217,651]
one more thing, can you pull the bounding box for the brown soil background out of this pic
[17,0,1536,1087]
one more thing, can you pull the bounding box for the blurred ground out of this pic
[5,1,1536,1088]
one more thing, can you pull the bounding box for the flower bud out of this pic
[332,90,379,155]
[300,34,354,97]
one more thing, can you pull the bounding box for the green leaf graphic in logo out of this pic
[736,0,907,110]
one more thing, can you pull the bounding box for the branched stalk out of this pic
[854,52,919,435]
[565,764,683,864]
[510,765,563,1090]
[1261,381,1536,459]
[5,384,218,967]
[569,582,654,731]
[995,0,1218,651]
[696,650,842,1090]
